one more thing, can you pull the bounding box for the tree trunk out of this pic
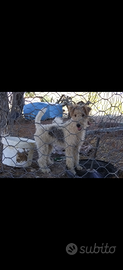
[6,91,25,135]
[0,92,9,164]
[9,92,25,120]
[0,92,9,136]
[0,91,25,136]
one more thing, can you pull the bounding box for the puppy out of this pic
[34,104,91,175]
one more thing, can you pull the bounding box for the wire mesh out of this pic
[0,91,123,178]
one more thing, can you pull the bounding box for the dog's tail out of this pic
[35,108,47,129]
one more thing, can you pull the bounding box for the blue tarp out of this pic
[23,102,63,120]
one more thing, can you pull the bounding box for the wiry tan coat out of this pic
[34,104,91,175]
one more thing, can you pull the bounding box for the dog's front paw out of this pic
[48,159,54,165]
[76,165,83,170]
[69,169,76,175]
[41,168,51,173]
[72,170,77,175]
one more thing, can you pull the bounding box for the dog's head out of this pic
[68,104,92,131]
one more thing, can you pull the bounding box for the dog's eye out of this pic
[82,113,85,117]
[74,114,76,117]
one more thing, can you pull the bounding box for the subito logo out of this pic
[66,243,78,255]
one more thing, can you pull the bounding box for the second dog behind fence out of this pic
[34,104,91,175]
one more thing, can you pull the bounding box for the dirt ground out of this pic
[0,115,123,178]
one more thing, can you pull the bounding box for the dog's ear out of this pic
[68,105,77,117]
[82,105,91,115]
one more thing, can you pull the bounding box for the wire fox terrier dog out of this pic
[34,104,91,175]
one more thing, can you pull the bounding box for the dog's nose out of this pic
[76,123,81,128]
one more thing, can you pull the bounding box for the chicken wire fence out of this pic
[0,91,123,178]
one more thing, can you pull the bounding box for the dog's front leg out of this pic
[65,146,76,175]
[47,145,54,165]
[74,147,83,171]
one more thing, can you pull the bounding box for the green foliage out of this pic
[24,92,123,115]
[87,92,123,115]
[88,92,100,104]
[41,95,52,103]
[104,102,123,115]
[25,92,35,98]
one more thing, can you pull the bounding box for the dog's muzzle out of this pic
[76,123,82,131]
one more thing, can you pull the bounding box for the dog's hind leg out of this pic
[37,144,51,173]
